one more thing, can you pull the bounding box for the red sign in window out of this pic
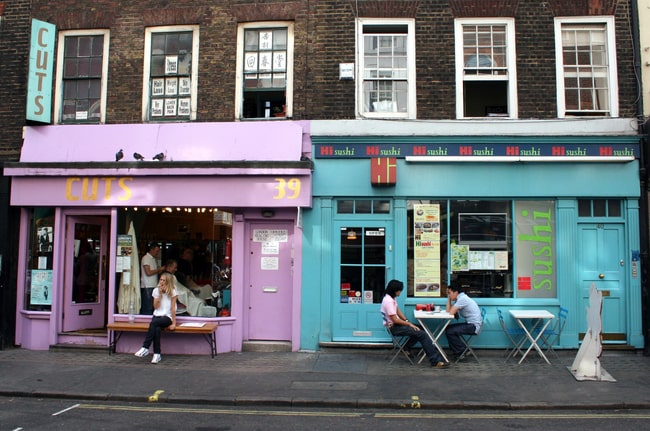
[517,277,532,290]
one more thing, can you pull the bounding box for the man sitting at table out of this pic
[381,279,449,369]
[445,285,482,361]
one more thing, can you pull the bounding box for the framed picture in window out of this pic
[164,98,177,116]
[179,77,191,95]
[152,78,165,96]
[151,99,164,116]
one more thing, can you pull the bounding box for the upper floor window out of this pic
[554,17,618,118]
[455,19,517,119]
[142,26,199,122]
[236,22,294,119]
[54,30,110,124]
[357,19,416,119]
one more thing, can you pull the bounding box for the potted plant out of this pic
[272,105,286,117]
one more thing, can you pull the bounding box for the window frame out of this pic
[554,16,618,118]
[54,29,110,124]
[235,21,294,120]
[356,18,416,119]
[454,18,518,119]
[142,25,200,122]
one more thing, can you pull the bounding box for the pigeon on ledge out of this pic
[153,152,165,161]
[115,149,124,162]
[133,152,145,161]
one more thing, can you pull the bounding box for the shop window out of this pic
[24,208,55,311]
[340,227,386,304]
[116,207,233,317]
[54,30,109,124]
[455,19,518,118]
[554,17,618,118]
[357,18,416,119]
[236,23,293,119]
[578,199,622,217]
[143,26,199,121]
[337,199,391,215]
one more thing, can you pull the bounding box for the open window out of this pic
[236,22,294,119]
[455,19,517,118]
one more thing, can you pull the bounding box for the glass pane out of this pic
[364,266,385,304]
[89,80,101,98]
[607,199,621,217]
[364,228,385,264]
[593,199,606,217]
[151,55,165,76]
[90,57,103,76]
[63,59,77,78]
[166,33,180,53]
[578,199,591,216]
[341,266,362,294]
[78,37,91,56]
[373,200,390,214]
[72,223,101,304]
[152,33,166,54]
[341,227,362,264]
[77,58,90,77]
[91,36,104,56]
[356,200,372,214]
[65,37,78,57]
[338,201,354,214]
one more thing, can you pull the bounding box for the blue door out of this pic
[332,223,393,342]
[578,223,626,343]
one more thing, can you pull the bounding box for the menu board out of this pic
[413,204,441,297]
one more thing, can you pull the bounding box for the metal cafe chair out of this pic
[537,306,569,358]
[381,312,415,365]
[496,307,526,362]
[455,307,487,363]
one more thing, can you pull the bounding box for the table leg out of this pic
[416,319,451,363]
[516,318,552,365]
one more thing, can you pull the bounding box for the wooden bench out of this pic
[107,321,219,358]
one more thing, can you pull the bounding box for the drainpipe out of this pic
[630,0,650,355]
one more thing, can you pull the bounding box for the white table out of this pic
[413,309,455,363]
[508,309,555,365]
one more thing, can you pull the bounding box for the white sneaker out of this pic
[151,354,162,364]
[134,347,149,357]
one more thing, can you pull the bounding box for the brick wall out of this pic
[26,0,639,122]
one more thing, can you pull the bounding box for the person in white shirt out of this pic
[134,272,178,364]
[140,243,164,315]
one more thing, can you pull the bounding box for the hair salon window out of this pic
[142,25,199,121]
[25,208,55,311]
[406,200,557,299]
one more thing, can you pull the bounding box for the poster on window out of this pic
[515,200,556,298]
[179,77,191,95]
[245,52,258,71]
[273,51,286,70]
[30,269,52,305]
[259,31,273,50]
[165,55,178,75]
[164,98,177,116]
[178,98,191,116]
[259,52,272,71]
[152,78,164,96]
[151,99,163,116]
[165,77,178,95]
[413,204,441,297]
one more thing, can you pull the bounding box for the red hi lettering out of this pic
[506,146,519,156]
[552,146,565,156]
[459,146,472,156]
[600,147,613,156]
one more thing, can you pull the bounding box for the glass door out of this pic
[332,223,393,342]
[63,216,109,332]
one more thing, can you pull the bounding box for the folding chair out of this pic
[538,307,568,357]
[496,308,526,361]
[455,307,487,363]
[381,312,414,365]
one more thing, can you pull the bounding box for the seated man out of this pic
[381,279,449,368]
[164,259,216,318]
[175,248,214,301]
[445,285,482,360]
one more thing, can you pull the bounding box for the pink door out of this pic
[247,222,294,341]
[63,216,109,332]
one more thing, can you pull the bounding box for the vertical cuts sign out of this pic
[27,19,55,123]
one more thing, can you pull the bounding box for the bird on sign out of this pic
[153,152,165,161]
[115,149,124,161]
[133,152,145,161]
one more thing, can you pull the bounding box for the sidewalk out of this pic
[0,347,649,410]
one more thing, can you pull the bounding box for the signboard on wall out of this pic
[515,201,556,298]
[413,204,442,297]
[26,19,55,123]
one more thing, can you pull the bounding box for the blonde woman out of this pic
[134,272,178,364]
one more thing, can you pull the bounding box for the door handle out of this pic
[599,273,605,279]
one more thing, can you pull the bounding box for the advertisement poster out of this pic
[116,234,133,273]
[413,204,441,297]
[30,269,53,305]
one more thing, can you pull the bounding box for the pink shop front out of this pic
[5,121,312,355]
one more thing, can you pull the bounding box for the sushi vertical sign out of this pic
[26,19,55,123]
